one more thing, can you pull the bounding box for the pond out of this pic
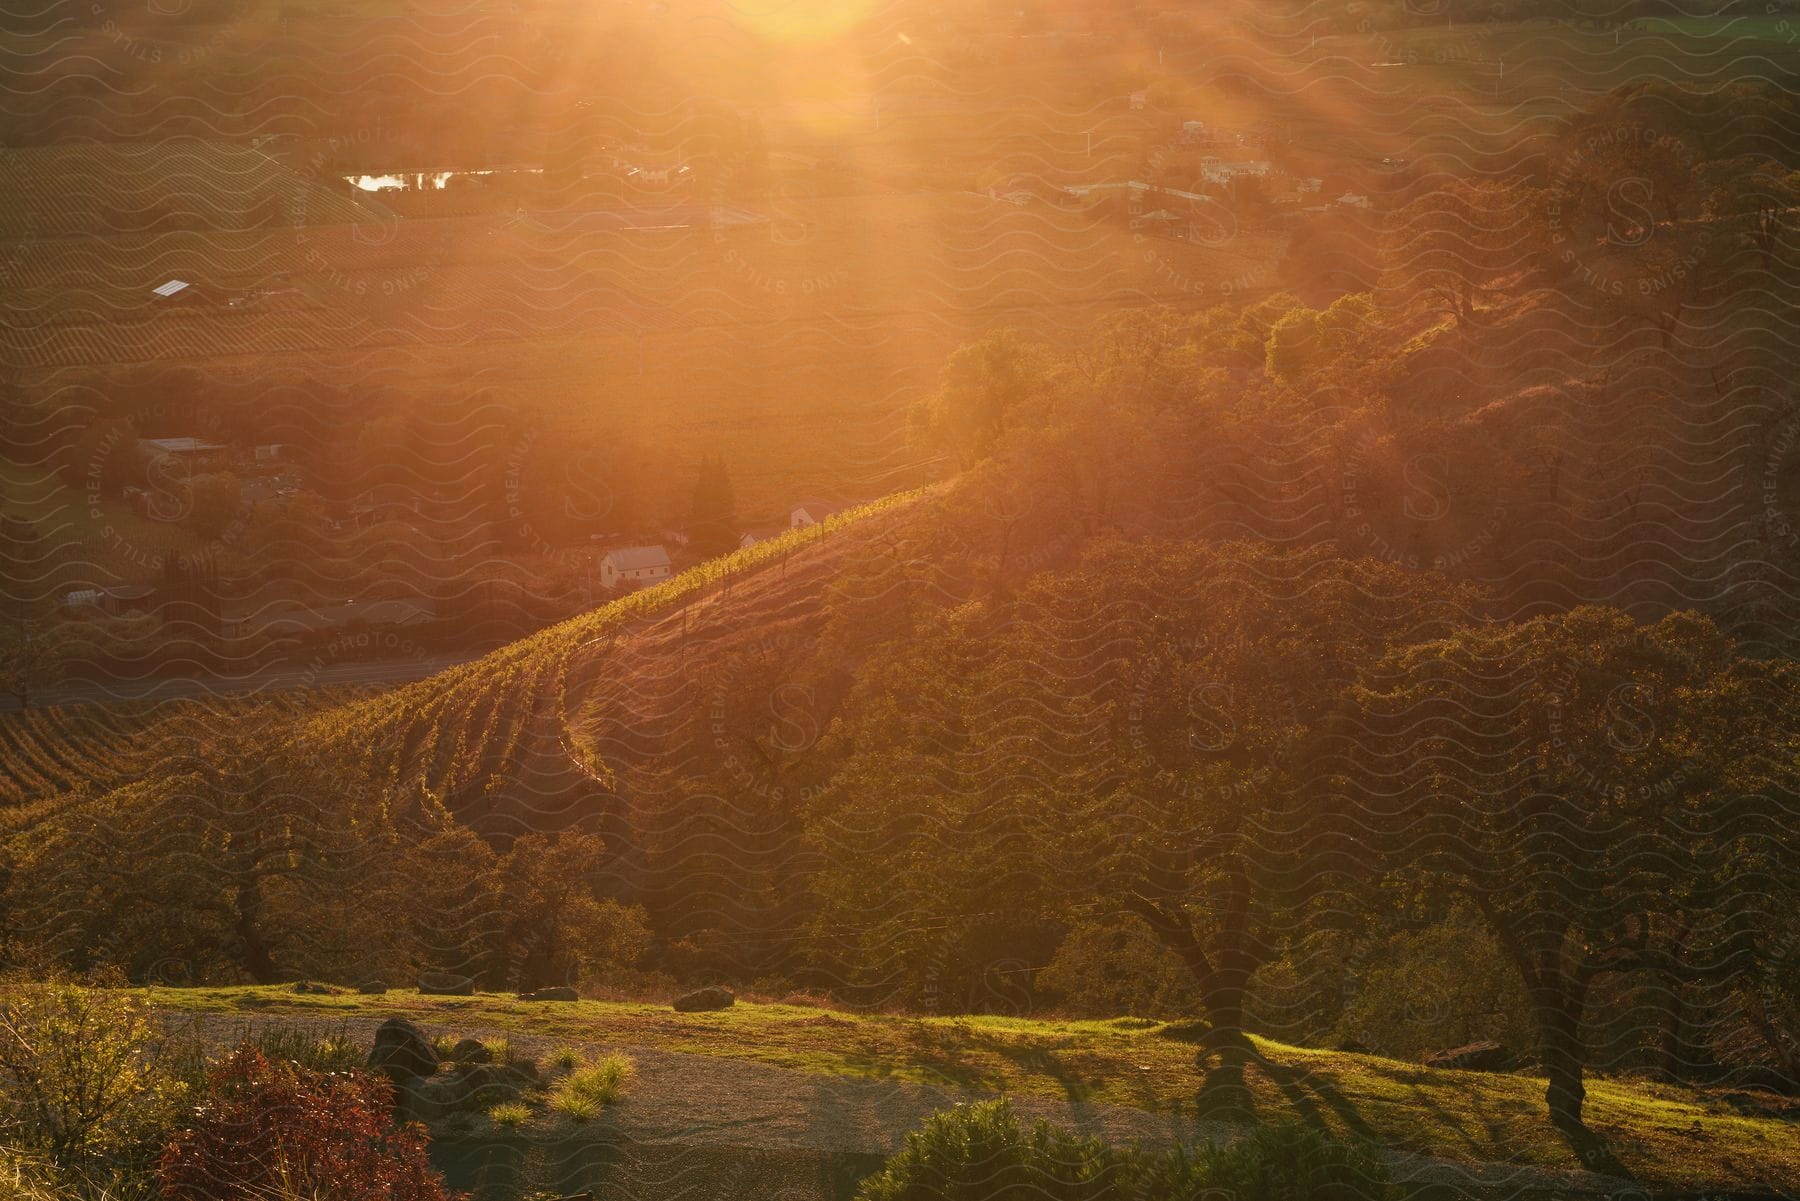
[346,168,544,192]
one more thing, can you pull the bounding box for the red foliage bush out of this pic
[158,1044,461,1201]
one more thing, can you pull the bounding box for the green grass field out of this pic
[137,985,1799,1192]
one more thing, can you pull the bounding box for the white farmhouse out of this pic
[738,524,785,550]
[790,502,838,530]
[600,544,672,591]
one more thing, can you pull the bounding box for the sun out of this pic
[724,0,877,44]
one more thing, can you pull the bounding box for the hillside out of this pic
[291,487,935,832]
[0,689,353,818]
[140,985,1800,1197]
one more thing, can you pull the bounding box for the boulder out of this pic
[672,986,736,1013]
[519,986,580,1002]
[357,980,387,995]
[450,1038,492,1064]
[292,979,334,995]
[459,1063,517,1092]
[398,1072,475,1120]
[418,971,475,997]
[1424,1042,1519,1073]
[472,1080,523,1107]
[368,1017,439,1082]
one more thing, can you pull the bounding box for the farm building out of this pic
[601,545,672,590]
[737,524,785,549]
[62,584,157,615]
[149,279,225,307]
[140,436,227,458]
[137,437,229,474]
[790,502,838,529]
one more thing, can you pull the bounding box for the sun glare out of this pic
[724,0,878,45]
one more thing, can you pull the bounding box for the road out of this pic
[0,653,473,713]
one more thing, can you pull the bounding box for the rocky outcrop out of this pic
[368,1016,439,1082]
[672,986,736,1013]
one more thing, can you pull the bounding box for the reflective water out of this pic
[346,168,543,192]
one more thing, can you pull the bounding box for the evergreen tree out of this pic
[687,454,738,558]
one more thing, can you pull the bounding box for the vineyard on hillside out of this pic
[297,487,934,808]
[0,689,358,819]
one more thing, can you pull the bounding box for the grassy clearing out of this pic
[134,986,1797,1191]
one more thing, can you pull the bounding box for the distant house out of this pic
[1199,159,1272,186]
[600,545,672,591]
[254,443,286,462]
[1173,120,1211,146]
[737,525,785,550]
[790,502,838,530]
[1128,90,1149,110]
[137,437,228,478]
[150,279,217,307]
[62,584,156,616]
[140,436,227,459]
[1132,208,1185,234]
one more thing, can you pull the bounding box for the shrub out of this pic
[1330,909,1531,1061]
[0,976,189,1171]
[488,1102,530,1127]
[855,1100,1124,1201]
[1037,917,1201,1019]
[252,1024,367,1075]
[547,1047,581,1073]
[2,1144,162,1201]
[484,1037,513,1065]
[158,1045,460,1201]
[1178,1121,1396,1201]
[549,1091,598,1122]
[547,1052,633,1119]
[856,1102,1395,1201]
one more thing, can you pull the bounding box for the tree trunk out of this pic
[1477,896,1629,1177]
[233,875,278,985]
[1531,972,1628,1176]
[1127,874,1264,1122]
[1534,991,1587,1142]
[1194,966,1257,1121]
[1653,970,1688,1083]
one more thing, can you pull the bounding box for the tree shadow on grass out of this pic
[1248,1052,1382,1143]
[983,1038,1103,1105]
